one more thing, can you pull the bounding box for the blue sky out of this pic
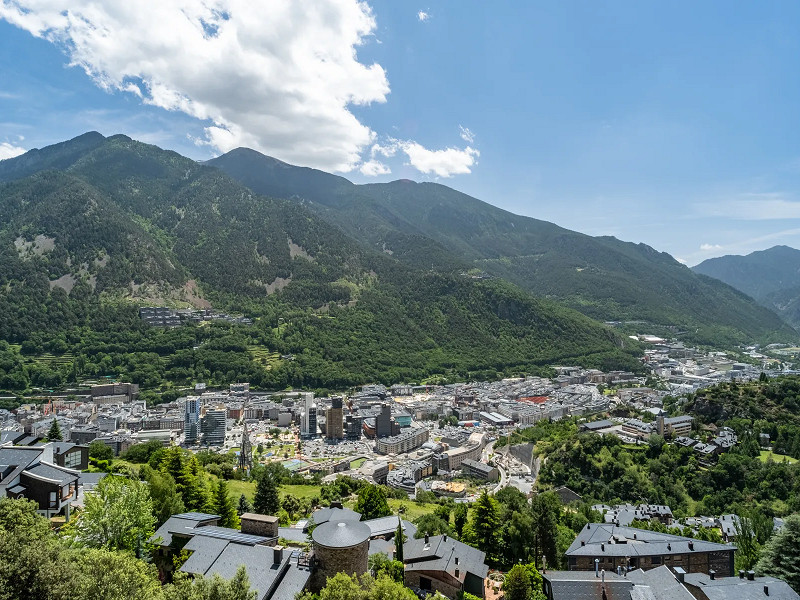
[1,1,799,266]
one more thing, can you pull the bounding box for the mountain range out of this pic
[0,132,646,389]
[207,148,796,346]
[693,246,800,330]
[0,132,795,393]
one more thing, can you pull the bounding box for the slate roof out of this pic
[627,566,695,600]
[683,573,799,600]
[364,515,401,537]
[312,519,371,548]
[310,507,361,527]
[543,570,634,600]
[278,527,308,543]
[23,462,79,485]
[404,534,488,582]
[566,524,735,558]
[180,542,311,600]
[150,516,209,546]
[192,526,274,546]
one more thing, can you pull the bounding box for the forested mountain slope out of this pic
[0,133,642,391]
[208,149,797,346]
[694,246,800,329]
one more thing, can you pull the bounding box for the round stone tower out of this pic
[310,519,371,591]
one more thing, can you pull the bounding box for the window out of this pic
[419,577,432,591]
[64,451,82,469]
[651,556,662,565]
[49,491,57,508]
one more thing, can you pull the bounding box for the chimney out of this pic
[675,567,686,584]
[455,568,460,578]
[764,585,769,596]
[667,544,671,551]
[425,534,429,544]
[455,557,459,565]
[601,570,605,584]
[688,541,694,551]
[443,534,448,542]
[273,546,283,565]
[709,570,716,580]
[633,534,637,540]
[739,570,746,579]
[581,541,586,546]
[601,543,605,551]
[748,571,756,581]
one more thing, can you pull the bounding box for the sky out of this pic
[1,1,799,266]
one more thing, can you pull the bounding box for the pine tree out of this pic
[757,514,800,592]
[502,564,532,600]
[238,494,253,516]
[253,474,280,516]
[47,418,62,441]
[469,490,500,561]
[395,517,404,563]
[214,480,240,529]
[454,503,468,537]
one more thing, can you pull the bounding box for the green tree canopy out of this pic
[757,514,800,591]
[47,418,62,441]
[65,476,155,556]
[253,473,280,516]
[354,485,391,521]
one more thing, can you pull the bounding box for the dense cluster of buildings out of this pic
[138,306,253,328]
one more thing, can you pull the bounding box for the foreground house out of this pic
[0,443,90,517]
[544,565,799,600]
[403,533,489,599]
[565,524,735,576]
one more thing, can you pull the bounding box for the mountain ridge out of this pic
[0,132,643,390]
[207,147,797,346]
[693,245,800,329]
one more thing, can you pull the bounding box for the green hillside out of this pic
[208,149,797,346]
[693,246,800,329]
[0,133,641,393]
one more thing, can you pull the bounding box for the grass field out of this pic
[759,450,797,464]
[349,458,366,469]
[223,481,323,503]
[248,345,281,370]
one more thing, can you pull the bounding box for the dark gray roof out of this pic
[193,526,274,546]
[183,543,311,600]
[24,462,79,485]
[172,512,221,521]
[181,535,230,574]
[364,515,401,537]
[627,566,695,600]
[312,519,371,548]
[310,507,361,527]
[268,563,312,600]
[150,516,205,546]
[566,524,735,558]
[582,420,615,430]
[544,571,634,600]
[6,484,25,494]
[683,573,799,600]
[278,527,309,543]
[404,534,488,581]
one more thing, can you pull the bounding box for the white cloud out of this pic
[417,11,429,22]
[370,143,397,158]
[399,141,479,177]
[0,142,25,160]
[359,159,391,177]
[459,125,475,143]
[0,0,390,172]
[699,243,723,251]
[675,257,688,265]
